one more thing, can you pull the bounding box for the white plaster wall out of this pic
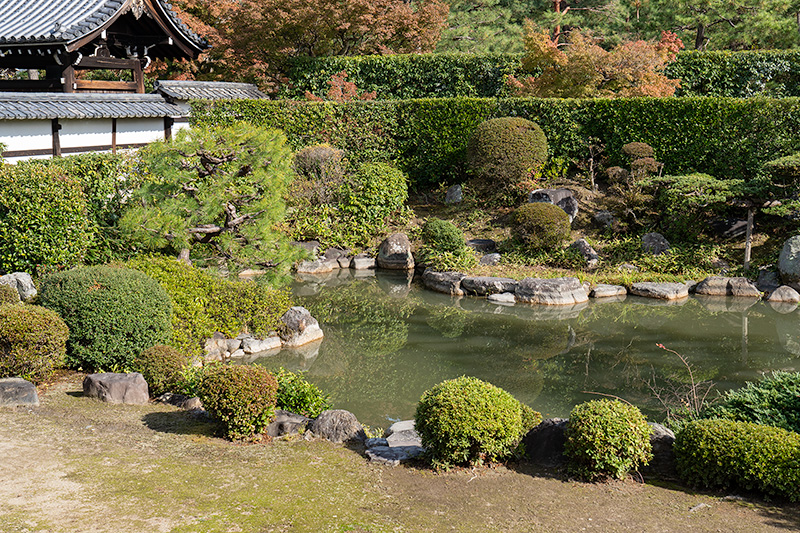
[0,120,52,154]
[59,119,113,149]
[117,118,169,145]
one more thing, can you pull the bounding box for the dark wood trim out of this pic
[63,66,76,93]
[51,118,61,157]
[0,79,62,91]
[112,118,117,154]
[164,116,174,141]
[76,56,141,69]
[134,59,144,93]
[3,142,150,158]
[74,79,139,92]
[174,117,191,123]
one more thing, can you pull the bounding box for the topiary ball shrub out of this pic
[198,364,278,441]
[0,304,68,384]
[414,376,534,468]
[339,162,409,227]
[511,202,571,252]
[38,266,172,372]
[0,284,20,305]
[622,141,655,161]
[674,418,800,502]
[132,345,188,397]
[421,218,466,255]
[564,399,653,481]
[467,117,548,205]
[273,367,331,418]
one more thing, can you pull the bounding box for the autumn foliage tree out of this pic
[507,24,684,98]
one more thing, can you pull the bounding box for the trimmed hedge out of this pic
[675,419,800,502]
[192,97,800,188]
[0,304,68,384]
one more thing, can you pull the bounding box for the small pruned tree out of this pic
[507,25,683,98]
[120,124,300,274]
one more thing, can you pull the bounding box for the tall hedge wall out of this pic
[282,51,800,100]
[191,97,800,187]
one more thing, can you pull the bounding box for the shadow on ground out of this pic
[142,410,217,437]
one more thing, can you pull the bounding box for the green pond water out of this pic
[252,270,800,429]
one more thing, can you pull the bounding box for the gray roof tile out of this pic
[0,92,184,119]
[154,80,269,101]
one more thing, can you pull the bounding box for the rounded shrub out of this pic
[675,418,800,502]
[132,345,188,397]
[622,141,655,161]
[564,399,652,481]
[291,143,346,205]
[38,266,172,371]
[0,284,20,304]
[421,218,466,254]
[466,117,548,205]
[511,202,571,252]
[521,403,544,432]
[198,364,278,441]
[273,367,331,418]
[339,162,408,227]
[0,304,68,384]
[414,376,534,468]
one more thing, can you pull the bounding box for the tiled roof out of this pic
[0,0,206,49]
[0,92,184,119]
[154,80,269,101]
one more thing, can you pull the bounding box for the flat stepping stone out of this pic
[695,276,761,298]
[0,377,39,407]
[461,276,518,296]
[515,277,588,306]
[488,292,516,304]
[590,284,626,298]
[422,269,466,296]
[351,255,376,270]
[296,259,336,274]
[629,282,688,300]
[366,445,425,466]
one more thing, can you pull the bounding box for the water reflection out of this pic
[251,272,800,427]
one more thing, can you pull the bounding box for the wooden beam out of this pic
[76,56,141,69]
[0,79,61,91]
[74,79,139,92]
[3,142,150,159]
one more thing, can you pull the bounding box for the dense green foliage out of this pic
[273,367,332,418]
[291,143,346,205]
[702,372,800,433]
[414,376,533,468]
[0,304,68,384]
[675,419,800,502]
[512,203,571,252]
[418,218,477,271]
[198,364,278,441]
[192,97,800,188]
[0,284,20,305]
[120,124,299,272]
[132,345,189,397]
[467,117,548,204]
[564,400,653,481]
[38,266,172,371]
[127,255,292,355]
[0,163,89,273]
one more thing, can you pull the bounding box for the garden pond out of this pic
[251,270,800,429]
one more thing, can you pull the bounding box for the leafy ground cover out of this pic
[1,373,798,532]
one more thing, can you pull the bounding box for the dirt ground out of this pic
[2,373,798,533]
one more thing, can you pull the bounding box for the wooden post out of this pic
[164,117,174,141]
[112,118,117,154]
[62,66,75,93]
[51,118,62,157]
[134,60,144,94]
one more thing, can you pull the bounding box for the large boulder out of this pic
[280,306,324,348]
[694,276,761,298]
[366,420,425,466]
[515,277,589,306]
[768,285,800,303]
[461,276,518,296]
[83,373,149,405]
[422,269,466,296]
[0,377,39,407]
[641,232,670,256]
[641,423,676,479]
[528,188,579,222]
[629,282,688,300]
[377,233,414,270]
[267,410,311,438]
[444,184,463,204]
[522,418,567,466]
[0,272,37,302]
[778,235,800,288]
[310,409,365,443]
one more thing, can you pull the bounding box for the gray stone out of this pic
[629,282,688,300]
[280,306,324,348]
[593,210,615,229]
[641,423,676,479]
[226,338,242,352]
[0,377,39,407]
[323,247,347,260]
[444,184,463,204]
[296,259,335,275]
[528,188,579,222]
[461,276,518,296]
[377,233,414,270]
[267,410,311,438]
[365,437,388,448]
[366,445,425,466]
[386,419,415,435]
[522,418,567,466]
[385,420,421,448]
[695,276,761,298]
[480,253,501,266]
[291,240,321,257]
[488,292,516,304]
[351,254,376,270]
[590,284,627,298]
[768,285,800,303]
[229,349,245,358]
[757,269,782,293]
[83,373,149,405]
[515,277,589,306]
[338,257,352,268]
[422,269,466,296]
[569,239,599,268]
[642,232,670,256]
[0,272,37,302]
[242,336,282,354]
[203,335,228,362]
[466,239,497,253]
[310,409,365,443]
[779,235,800,288]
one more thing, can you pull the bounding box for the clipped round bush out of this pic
[414,376,533,468]
[339,162,408,227]
[675,418,800,502]
[38,266,172,371]
[511,202,571,252]
[0,304,68,384]
[421,218,466,254]
[198,364,278,441]
[291,143,346,205]
[0,284,20,305]
[521,403,544,432]
[467,117,548,204]
[133,345,188,397]
[622,141,655,161]
[564,399,652,481]
[273,367,331,418]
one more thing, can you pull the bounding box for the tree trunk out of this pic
[695,24,706,50]
[743,206,754,273]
